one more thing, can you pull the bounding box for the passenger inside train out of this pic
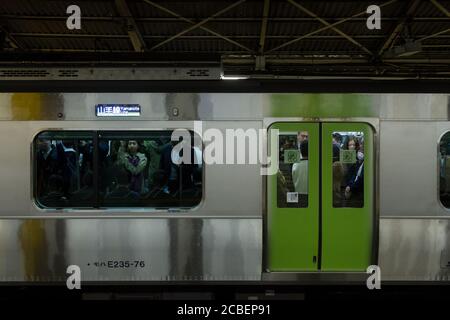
[333,131,364,208]
[35,131,203,209]
[276,130,364,209]
[277,131,309,208]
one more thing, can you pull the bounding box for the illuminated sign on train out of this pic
[95,104,141,117]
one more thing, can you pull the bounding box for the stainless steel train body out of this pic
[0,91,448,284]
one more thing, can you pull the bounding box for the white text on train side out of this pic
[170,121,280,176]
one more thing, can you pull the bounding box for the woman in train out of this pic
[343,135,360,186]
[344,140,364,202]
[118,140,148,195]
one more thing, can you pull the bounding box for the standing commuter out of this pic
[118,140,148,195]
[292,140,309,195]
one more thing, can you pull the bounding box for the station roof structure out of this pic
[1,0,450,79]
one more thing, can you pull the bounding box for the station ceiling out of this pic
[1,0,450,79]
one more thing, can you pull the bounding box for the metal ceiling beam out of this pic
[149,0,246,51]
[221,56,450,64]
[267,0,398,53]
[10,33,130,39]
[0,51,222,63]
[1,48,131,53]
[1,47,248,55]
[430,0,450,17]
[377,0,421,57]
[0,25,22,49]
[419,28,450,41]
[259,0,270,54]
[418,0,450,41]
[142,0,253,52]
[114,0,146,52]
[2,14,449,22]
[287,0,373,56]
[10,33,450,40]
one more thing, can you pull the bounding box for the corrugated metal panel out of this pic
[413,21,450,38]
[138,21,190,36]
[270,1,310,18]
[129,0,258,18]
[268,21,322,37]
[266,38,365,54]
[7,19,125,35]
[0,0,116,16]
[414,0,448,17]
[199,21,261,36]
[149,38,255,53]
[17,36,132,51]
[317,21,395,36]
[0,0,448,61]
[310,1,370,18]
[424,38,450,45]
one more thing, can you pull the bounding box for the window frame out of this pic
[438,130,450,211]
[32,129,205,211]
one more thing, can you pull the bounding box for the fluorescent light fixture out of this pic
[220,74,249,80]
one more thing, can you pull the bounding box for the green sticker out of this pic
[284,149,300,163]
[340,149,356,164]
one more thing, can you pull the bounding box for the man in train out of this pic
[297,131,308,160]
[297,131,308,149]
[292,140,309,196]
[333,132,343,149]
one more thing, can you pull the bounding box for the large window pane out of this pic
[35,130,202,210]
[277,131,308,208]
[332,131,364,208]
[35,131,94,208]
[98,131,202,208]
[439,132,450,208]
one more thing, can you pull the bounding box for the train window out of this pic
[98,131,202,208]
[332,132,364,208]
[277,131,308,208]
[35,131,94,208]
[439,132,450,208]
[34,130,202,209]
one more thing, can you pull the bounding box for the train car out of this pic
[0,84,449,291]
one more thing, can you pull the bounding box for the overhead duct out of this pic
[0,67,222,80]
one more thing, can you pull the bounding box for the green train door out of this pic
[267,122,374,271]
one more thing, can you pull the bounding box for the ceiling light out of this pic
[220,73,249,80]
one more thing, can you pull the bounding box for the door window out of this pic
[331,131,364,208]
[277,132,309,208]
